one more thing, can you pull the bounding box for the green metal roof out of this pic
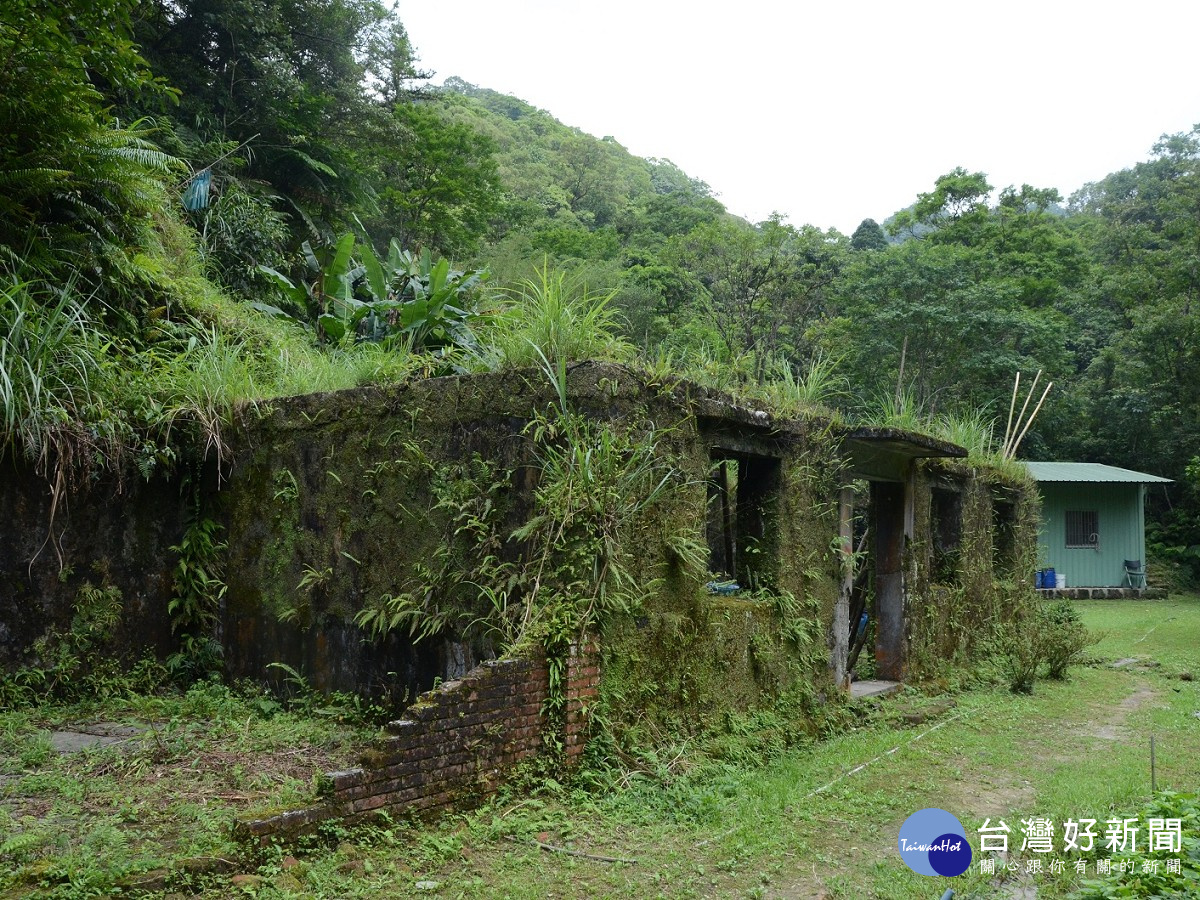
[1025,462,1172,484]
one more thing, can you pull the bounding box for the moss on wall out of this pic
[904,460,1040,680]
[215,363,856,735]
[1,361,1041,748]
[597,406,846,743]
[0,454,184,671]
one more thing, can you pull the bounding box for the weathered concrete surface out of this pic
[49,722,150,753]
[1037,587,1167,599]
[850,679,901,699]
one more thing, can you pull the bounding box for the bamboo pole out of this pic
[1003,371,1021,455]
[1003,370,1041,459]
[1007,382,1052,459]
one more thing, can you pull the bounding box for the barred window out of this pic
[1065,510,1099,548]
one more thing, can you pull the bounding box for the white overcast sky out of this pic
[395,1,1200,234]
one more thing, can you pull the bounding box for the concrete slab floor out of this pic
[49,722,149,753]
[850,679,901,699]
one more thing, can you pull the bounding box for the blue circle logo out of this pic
[897,808,972,877]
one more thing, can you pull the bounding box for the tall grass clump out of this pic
[859,394,1033,481]
[0,279,108,477]
[637,341,756,397]
[481,265,632,369]
[932,409,996,457]
[863,385,925,432]
[931,408,1033,480]
[765,354,849,415]
[150,326,264,466]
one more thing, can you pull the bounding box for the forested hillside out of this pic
[2,0,1198,582]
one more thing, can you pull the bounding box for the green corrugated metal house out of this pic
[1026,462,1172,588]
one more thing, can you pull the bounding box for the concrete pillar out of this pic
[833,488,853,690]
[873,481,907,681]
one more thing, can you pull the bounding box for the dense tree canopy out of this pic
[2,2,1198,580]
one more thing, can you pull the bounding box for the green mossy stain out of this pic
[905,460,1040,680]
[208,365,1040,752]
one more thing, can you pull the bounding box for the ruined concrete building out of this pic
[1,362,1039,833]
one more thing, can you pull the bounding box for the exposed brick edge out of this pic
[564,640,599,760]
[235,642,599,844]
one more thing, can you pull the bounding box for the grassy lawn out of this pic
[1,596,1197,898]
[0,683,377,898]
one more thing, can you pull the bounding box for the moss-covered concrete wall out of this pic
[0,361,1040,738]
[594,409,844,737]
[0,453,183,671]
[904,460,1041,679]
[216,363,848,728]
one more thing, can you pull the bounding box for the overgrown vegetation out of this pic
[1072,790,1200,899]
[1,8,1196,898]
[1,597,1194,898]
[0,577,139,707]
[352,354,699,742]
[166,514,227,683]
[4,0,1198,585]
[0,678,379,898]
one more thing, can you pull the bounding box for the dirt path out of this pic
[1084,680,1155,741]
[765,678,1160,899]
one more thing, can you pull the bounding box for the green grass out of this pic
[1080,596,1200,673]
[198,594,1195,899]
[2,597,1197,898]
[0,680,379,898]
[475,264,633,370]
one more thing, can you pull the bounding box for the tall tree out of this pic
[1062,126,1200,478]
[887,167,992,243]
[369,101,501,257]
[667,216,845,381]
[818,240,1070,414]
[131,0,395,229]
[850,218,887,251]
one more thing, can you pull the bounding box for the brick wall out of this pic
[564,642,599,761]
[236,643,599,843]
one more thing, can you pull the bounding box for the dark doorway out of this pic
[871,480,907,681]
[706,451,781,588]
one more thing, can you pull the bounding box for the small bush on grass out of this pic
[995,623,1043,694]
[992,598,1099,693]
[1040,598,1096,679]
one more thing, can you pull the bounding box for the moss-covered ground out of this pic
[1,596,1197,898]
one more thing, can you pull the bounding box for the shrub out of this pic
[992,598,1097,692]
[994,622,1042,694]
[479,264,632,369]
[1039,598,1095,679]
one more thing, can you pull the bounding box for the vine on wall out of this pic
[166,478,228,682]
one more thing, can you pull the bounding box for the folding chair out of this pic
[1123,559,1147,589]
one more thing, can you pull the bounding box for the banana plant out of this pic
[258,234,488,351]
[366,242,488,350]
[256,232,361,343]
